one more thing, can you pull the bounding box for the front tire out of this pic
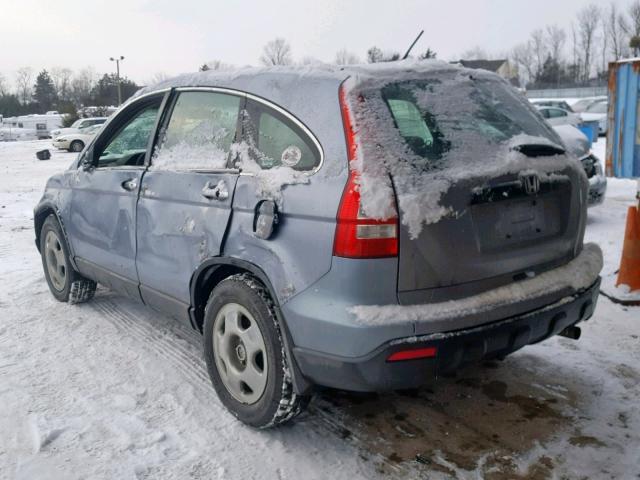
[203,274,308,428]
[40,215,96,304]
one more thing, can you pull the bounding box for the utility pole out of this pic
[109,56,125,106]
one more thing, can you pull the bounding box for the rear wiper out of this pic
[511,143,566,157]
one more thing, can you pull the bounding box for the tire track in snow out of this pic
[90,299,215,395]
[90,297,410,477]
[305,401,408,478]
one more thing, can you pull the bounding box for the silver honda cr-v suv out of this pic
[34,62,603,427]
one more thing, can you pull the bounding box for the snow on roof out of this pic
[137,59,468,96]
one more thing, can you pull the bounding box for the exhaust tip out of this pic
[559,325,581,340]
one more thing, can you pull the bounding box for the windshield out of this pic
[376,72,562,170]
[586,102,607,114]
[71,119,83,128]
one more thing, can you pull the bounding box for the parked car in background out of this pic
[571,96,607,113]
[536,106,581,127]
[51,117,107,139]
[580,101,608,135]
[52,124,102,152]
[34,64,602,427]
[530,99,575,112]
[553,124,606,206]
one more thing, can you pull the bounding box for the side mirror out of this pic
[253,200,278,240]
[80,149,95,171]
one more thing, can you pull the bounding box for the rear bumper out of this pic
[292,278,600,392]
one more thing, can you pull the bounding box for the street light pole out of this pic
[109,56,125,106]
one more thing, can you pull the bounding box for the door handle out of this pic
[202,180,229,200]
[121,179,138,191]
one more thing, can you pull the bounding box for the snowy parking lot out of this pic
[0,139,638,479]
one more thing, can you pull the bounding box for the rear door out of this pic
[135,89,243,324]
[372,76,584,306]
[68,93,165,298]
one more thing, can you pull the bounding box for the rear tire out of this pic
[40,215,96,304]
[203,274,308,428]
[69,140,84,153]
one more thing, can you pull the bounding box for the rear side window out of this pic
[153,91,241,171]
[241,99,320,171]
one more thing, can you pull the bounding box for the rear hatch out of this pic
[349,68,587,305]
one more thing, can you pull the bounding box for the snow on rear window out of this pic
[345,68,581,238]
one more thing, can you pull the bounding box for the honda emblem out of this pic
[520,173,540,195]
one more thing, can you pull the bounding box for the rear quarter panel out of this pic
[223,78,349,305]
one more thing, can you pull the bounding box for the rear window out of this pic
[372,72,562,171]
[586,102,607,114]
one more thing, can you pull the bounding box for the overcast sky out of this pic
[1,0,626,85]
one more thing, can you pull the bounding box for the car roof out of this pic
[135,60,488,99]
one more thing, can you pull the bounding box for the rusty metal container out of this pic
[607,59,640,177]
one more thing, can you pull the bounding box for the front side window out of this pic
[152,91,241,170]
[96,101,160,168]
[241,100,320,171]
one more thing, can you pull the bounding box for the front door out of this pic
[68,94,165,298]
[135,89,243,323]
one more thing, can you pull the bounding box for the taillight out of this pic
[334,84,399,259]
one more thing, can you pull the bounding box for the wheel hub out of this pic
[213,303,269,405]
[235,343,247,363]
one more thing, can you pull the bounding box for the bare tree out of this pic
[460,46,489,60]
[546,25,566,62]
[260,38,292,66]
[147,72,169,86]
[0,73,7,96]
[607,2,630,60]
[69,67,96,106]
[50,67,73,101]
[576,4,601,81]
[15,67,33,104]
[530,29,548,76]
[511,42,536,86]
[627,0,640,37]
[300,56,323,65]
[335,49,360,65]
[201,60,233,71]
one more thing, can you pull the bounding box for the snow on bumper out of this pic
[349,243,603,325]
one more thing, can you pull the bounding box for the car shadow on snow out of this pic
[87,289,595,480]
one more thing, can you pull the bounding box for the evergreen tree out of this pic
[91,73,139,106]
[367,46,384,63]
[0,94,26,117]
[32,70,57,113]
[419,48,437,59]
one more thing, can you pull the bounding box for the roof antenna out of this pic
[402,30,424,60]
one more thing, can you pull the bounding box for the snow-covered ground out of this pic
[0,140,638,479]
